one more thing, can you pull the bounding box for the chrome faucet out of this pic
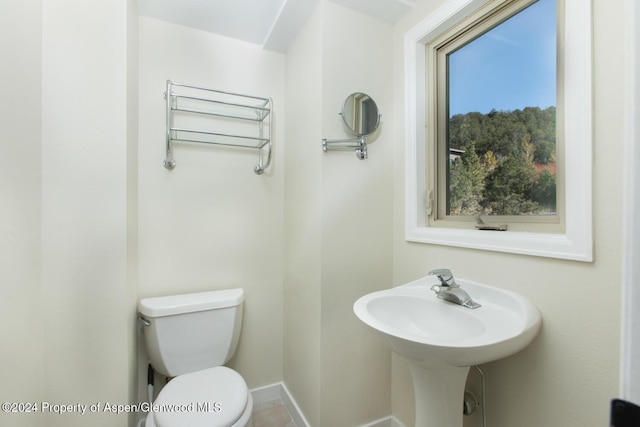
[428,269,481,309]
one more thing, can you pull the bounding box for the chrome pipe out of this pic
[322,137,367,159]
[164,80,176,170]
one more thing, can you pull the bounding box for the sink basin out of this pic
[353,276,541,367]
[353,275,542,427]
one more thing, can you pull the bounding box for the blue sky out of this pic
[448,0,556,116]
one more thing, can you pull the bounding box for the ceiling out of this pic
[137,0,415,53]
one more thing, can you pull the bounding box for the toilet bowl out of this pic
[139,289,252,427]
[144,367,253,427]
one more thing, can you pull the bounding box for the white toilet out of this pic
[139,288,253,427]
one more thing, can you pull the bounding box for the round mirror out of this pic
[340,92,380,137]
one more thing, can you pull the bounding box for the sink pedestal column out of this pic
[408,362,470,427]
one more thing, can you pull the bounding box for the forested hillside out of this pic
[447,106,556,216]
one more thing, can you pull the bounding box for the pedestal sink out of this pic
[353,275,542,427]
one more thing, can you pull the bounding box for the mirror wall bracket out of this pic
[322,137,368,160]
[322,92,380,161]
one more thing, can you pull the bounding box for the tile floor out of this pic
[252,399,299,427]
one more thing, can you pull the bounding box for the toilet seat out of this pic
[147,366,252,427]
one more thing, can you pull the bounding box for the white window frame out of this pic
[622,0,640,403]
[404,0,592,262]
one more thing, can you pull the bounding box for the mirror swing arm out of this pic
[322,135,368,160]
[322,92,380,160]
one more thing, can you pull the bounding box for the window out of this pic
[429,0,561,232]
[404,0,592,261]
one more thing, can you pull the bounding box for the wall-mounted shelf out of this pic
[164,80,273,174]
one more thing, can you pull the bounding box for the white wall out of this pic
[319,3,394,426]
[391,0,624,425]
[41,0,137,425]
[40,0,137,426]
[127,0,140,419]
[137,17,285,391]
[284,5,324,424]
[2,1,137,426]
[284,2,394,425]
[0,1,44,426]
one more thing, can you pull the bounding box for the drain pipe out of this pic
[136,363,155,427]
[137,316,154,427]
[475,365,487,427]
[147,363,154,404]
[463,366,487,427]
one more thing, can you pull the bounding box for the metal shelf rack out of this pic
[163,80,273,175]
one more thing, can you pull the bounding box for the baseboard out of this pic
[250,382,284,403]
[250,382,311,427]
[358,415,407,427]
[251,383,404,427]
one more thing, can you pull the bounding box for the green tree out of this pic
[530,168,556,211]
[449,142,484,215]
[448,106,556,216]
[481,156,539,215]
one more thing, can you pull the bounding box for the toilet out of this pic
[138,288,253,427]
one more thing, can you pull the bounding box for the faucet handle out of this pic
[428,269,457,287]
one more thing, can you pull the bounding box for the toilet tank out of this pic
[139,288,244,377]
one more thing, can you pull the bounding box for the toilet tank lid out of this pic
[138,288,244,318]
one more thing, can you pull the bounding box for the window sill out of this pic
[405,224,592,262]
